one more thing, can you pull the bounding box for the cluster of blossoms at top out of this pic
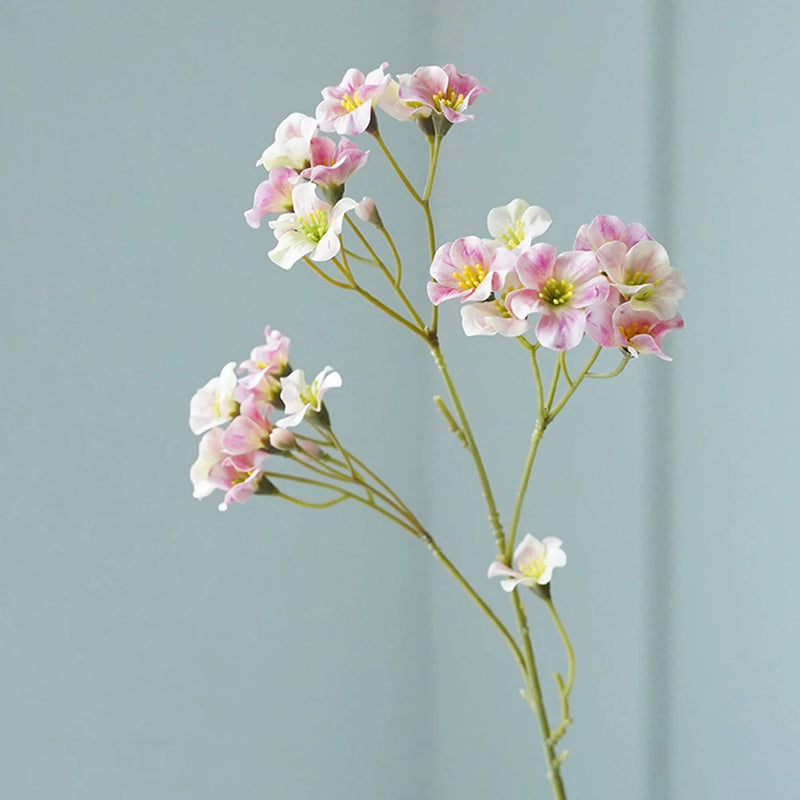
[188,327,341,510]
[429,203,687,357]
[244,63,486,270]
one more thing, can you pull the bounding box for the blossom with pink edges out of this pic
[460,270,530,337]
[238,326,291,388]
[488,535,566,591]
[277,366,342,429]
[256,112,318,171]
[244,167,300,229]
[487,199,552,252]
[189,362,239,435]
[574,214,652,252]
[394,64,487,127]
[596,240,687,320]
[221,396,276,458]
[506,244,609,350]
[268,183,357,269]
[316,63,392,135]
[427,236,515,305]
[300,136,368,193]
[586,301,684,360]
[209,453,272,512]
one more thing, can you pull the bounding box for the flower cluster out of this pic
[245,63,487,270]
[430,206,686,357]
[189,327,341,510]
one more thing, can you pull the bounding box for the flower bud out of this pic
[356,196,382,226]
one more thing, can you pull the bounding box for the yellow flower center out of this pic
[498,220,525,249]
[539,278,575,307]
[619,320,652,341]
[432,87,465,112]
[340,93,362,113]
[520,557,546,581]
[298,210,329,243]
[624,269,651,286]
[493,283,522,317]
[452,264,487,291]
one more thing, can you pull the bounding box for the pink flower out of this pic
[268,183,357,269]
[586,301,684,360]
[596,240,687,319]
[208,454,271,512]
[300,136,368,192]
[244,167,300,229]
[316,63,392,135]
[189,362,239,435]
[487,199,552,252]
[395,64,487,126]
[221,396,276,458]
[506,244,609,350]
[427,236,515,305]
[460,271,530,337]
[574,214,652,252]
[488,535,566,591]
[277,366,342,429]
[256,112,318,171]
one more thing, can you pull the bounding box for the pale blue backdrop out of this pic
[2,1,798,798]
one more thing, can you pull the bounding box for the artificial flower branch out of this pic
[192,61,688,800]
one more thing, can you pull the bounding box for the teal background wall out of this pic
[2,1,798,798]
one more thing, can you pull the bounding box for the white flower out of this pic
[487,199,552,252]
[277,366,342,428]
[189,362,239,435]
[487,534,566,591]
[256,112,318,171]
[268,183,357,269]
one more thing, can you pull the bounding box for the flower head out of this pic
[586,301,684,360]
[277,366,342,428]
[268,183,357,269]
[596,240,687,319]
[316,63,392,135]
[244,167,300,229]
[189,362,239,435]
[300,136,369,195]
[427,236,515,305]
[487,200,552,252]
[574,214,652,252]
[488,535,566,591]
[394,64,487,128]
[460,270,530,337]
[256,112,318,172]
[506,245,609,350]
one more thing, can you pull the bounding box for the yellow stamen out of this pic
[340,93,362,113]
[452,264,487,291]
[538,277,575,307]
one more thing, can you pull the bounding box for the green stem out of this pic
[371,131,423,203]
[547,346,603,423]
[378,223,403,285]
[545,597,575,747]
[511,593,569,800]
[422,135,443,202]
[345,216,425,329]
[428,340,506,553]
[277,490,349,510]
[586,355,630,379]
[421,530,526,674]
[302,256,353,290]
[505,422,545,562]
